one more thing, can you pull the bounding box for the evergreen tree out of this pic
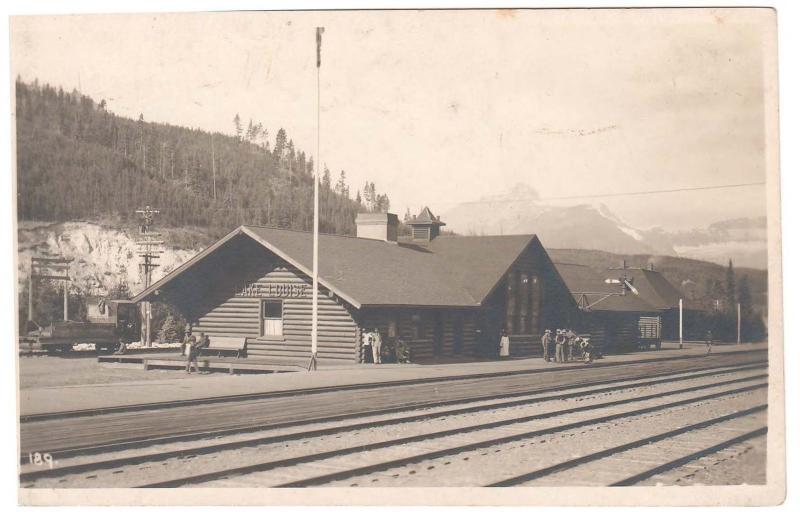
[233,113,242,141]
[273,128,287,160]
[335,170,347,196]
[246,119,254,142]
[737,275,753,317]
[725,259,736,315]
[321,166,332,190]
[157,313,180,343]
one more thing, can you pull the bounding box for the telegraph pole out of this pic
[737,302,742,344]
[678,298,683,349]
[29,256,72,325]
[135,206,163,346]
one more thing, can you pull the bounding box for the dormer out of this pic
[407,206,446,242]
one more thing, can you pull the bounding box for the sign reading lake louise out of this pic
[236,282,307,298]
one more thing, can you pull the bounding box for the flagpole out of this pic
[310,27,324,372]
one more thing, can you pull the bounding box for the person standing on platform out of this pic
[371,327,383,364]
[361,329,373,363]
[541,329,553,362]
[499,329,510,358]
[181,324,192,358]
[555,329,565,363]
[566,328,577,361]
[705,330,713,355]
[184,330,199,374]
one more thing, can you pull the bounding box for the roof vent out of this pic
[406,206,446,242]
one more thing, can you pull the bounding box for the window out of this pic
[520,273,530,334]
[262,300,283,337]
[506,273,516,333]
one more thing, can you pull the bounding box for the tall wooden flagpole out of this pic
[309,27,324,371]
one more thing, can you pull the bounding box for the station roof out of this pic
[554,262,661,313]
[603,267,687,310]
[133,225,555,309]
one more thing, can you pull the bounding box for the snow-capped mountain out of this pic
[441,184,767,268]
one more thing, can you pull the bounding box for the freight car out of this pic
[21,297,140,354]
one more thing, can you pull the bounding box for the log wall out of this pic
[184,249,359,366]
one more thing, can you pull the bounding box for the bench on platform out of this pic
[198,336,247,358]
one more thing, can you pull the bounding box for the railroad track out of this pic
[21,362,768,488]
[20,348,767,422]
[20,356,766,459]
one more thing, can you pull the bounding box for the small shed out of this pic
[554,262,664,351]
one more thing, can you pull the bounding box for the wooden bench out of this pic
[198,336,247,358]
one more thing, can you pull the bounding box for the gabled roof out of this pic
[554,262,660,313]
[133,226,546,309]
[603,267,685,310]
[407,206,446,226]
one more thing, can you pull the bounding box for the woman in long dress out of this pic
[499,329,510,358]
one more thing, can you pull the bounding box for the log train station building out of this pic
[133,207,689,367]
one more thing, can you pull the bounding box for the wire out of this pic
[430,181,767,207]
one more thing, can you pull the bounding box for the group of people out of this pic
[182,325,209,373]
[540,328,595,364]
[362,327,383,364]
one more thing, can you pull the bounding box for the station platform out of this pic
[19,341,766,418]
[96,353,306,374]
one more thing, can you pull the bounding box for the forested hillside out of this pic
[15,79,389,238]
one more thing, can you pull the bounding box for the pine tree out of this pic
[246,119,254,142]
[233,113,242,141]
[158,313,180,343]
[737,275,753,318]
[274,128,287,160]
[335,170,347,195]
[725,259,736,315]
[321,166,332,190]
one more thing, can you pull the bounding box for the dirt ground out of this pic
[17,354,219,389]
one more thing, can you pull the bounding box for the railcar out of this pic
[21,297,140,354]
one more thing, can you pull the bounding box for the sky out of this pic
[10,9,773,230]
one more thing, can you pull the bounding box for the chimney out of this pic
[355,212,398,242]
[622,259,627,269]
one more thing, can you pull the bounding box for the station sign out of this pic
[236,282,307,298]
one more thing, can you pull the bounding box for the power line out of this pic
[200,180,766,212]
[429,181,767,207]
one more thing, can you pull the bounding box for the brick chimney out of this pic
[355,212,398,242]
